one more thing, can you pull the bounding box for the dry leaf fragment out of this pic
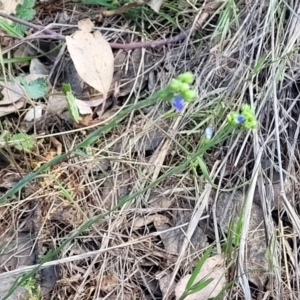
[29,58,49,76]
[175,254,226,300]
[23,105,44,122]
[66,19,114,99]
[100,273,118,292]
[75,98,105,115]
[132,214,169,230]
[48,94,68,115]
[0,0,22,17]
[146,0,164,13]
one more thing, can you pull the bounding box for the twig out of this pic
[109,30,191,49]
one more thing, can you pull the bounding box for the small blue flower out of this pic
[172,95,185,112]
[236,115,245,123]
[205,126,214,139]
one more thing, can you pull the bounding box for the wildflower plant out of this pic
[156,72,257,185]
[199,104,257,151]
[227,104,257,129]
[157,72,197,112]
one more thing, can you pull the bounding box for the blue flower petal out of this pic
[205,126,214,139]
[172,95,185,112]
[236,115,245,123]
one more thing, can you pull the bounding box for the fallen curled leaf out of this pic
[0,68,49,117]
[0,81,24,104]
[66,19,114,99]
[0,100,25,117]
[175,254,226,300]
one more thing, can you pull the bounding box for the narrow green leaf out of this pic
[0,19,22,37]
[186,245,213,290]
[63,83,81,122]
[186,277,214,295]
[62,83,71,93]
[196,156,215,186]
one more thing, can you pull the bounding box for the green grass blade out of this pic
[185,245,213,290]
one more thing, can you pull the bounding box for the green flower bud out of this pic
[242,111,255,122]
[227,112,238,125]
[247,115,255,123]
[179,83,191,92]
[169,79,182,92]
[177,72,194,84]
[241,104,253,114]
[182,89,197,102]
[244,120,257,129]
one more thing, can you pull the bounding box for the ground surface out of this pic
[0,0,300,299]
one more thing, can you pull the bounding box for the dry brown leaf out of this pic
[146,0,164,13]
[100,273,118,292]
[0,173,19,189]
[132,214,169,230]
[0,81,24,105]
[66,19,114,98]
[158,271,176,298]
[48,94,68,115]
[175,254,226,300]
[0,99,25,117]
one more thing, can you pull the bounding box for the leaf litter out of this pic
[65,18,114,99]
[0,1,300,299]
